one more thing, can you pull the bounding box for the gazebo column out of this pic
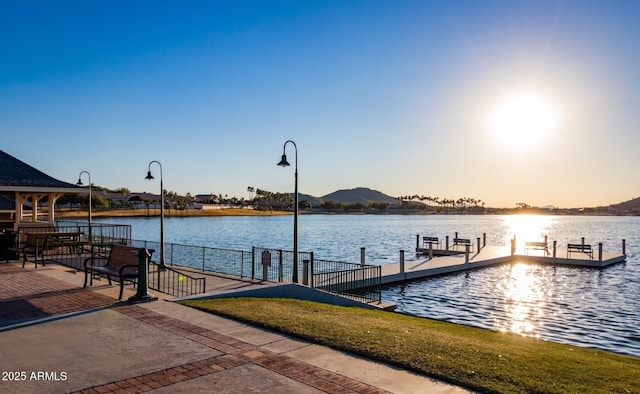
[48,193,64,224]
[14,192,22,230]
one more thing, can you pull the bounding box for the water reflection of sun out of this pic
[502,215,554,253]
[496,263,546,337]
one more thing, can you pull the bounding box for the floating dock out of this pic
[314,242,627,292]
[382,245,626,285]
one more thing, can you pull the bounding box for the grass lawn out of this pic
[180,298,640,394]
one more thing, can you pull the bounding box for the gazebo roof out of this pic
[0,150,80,192]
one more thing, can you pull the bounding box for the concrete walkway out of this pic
[0,261,469,394]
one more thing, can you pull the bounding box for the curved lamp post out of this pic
[145,161,166,269]
[277,140,298,283]
[76,171,92,242]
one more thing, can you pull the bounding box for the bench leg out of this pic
[118,280,124,300]
[84,270,89,288]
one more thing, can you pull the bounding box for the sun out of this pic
[487,91,559,151]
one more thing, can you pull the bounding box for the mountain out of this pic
[607,196,640,213]
[320,187,400,205]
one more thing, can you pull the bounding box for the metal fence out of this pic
[312,259,382,303]
[15,221,381,303]
[148,260,206,297]
[130,240,381,304]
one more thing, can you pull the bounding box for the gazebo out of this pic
[0,150,86,230]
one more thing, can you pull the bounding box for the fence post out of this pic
[303,259,309,285]
[310,251,314,288]
[400,250,405,273]
[251,246,255,280]
[360,247,365,267]
[278,250,283,282]
[129,248,157,302]
[240,250,244,278]
[202,246,205,272]
[598,243,603,262]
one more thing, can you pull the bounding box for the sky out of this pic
[2,0,639,208]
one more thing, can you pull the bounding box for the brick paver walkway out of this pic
[1,263,390,393]
[73,305,389,394]
[0,263,114,324]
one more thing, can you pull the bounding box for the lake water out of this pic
[94,214,640,357]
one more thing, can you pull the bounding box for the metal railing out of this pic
[130,240,381,303]
[14,222,381,302]
[312,259,382,303]
[148,260,206,297]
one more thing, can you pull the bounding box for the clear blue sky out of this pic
[2,1,639,208]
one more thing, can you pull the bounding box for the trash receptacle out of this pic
[0,230,18,261]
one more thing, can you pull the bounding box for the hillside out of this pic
[608,196,640,213]
[320,187,400,205]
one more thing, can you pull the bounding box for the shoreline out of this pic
[57,208,291,219]
[57,207,633,219]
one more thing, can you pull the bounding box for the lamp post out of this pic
[76,171,92,242]
[145,161,166,270]
[277,140,298,283]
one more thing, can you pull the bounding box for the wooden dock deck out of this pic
[380,245,626,285]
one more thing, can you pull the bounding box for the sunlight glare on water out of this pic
[495,263,545,338]
[501,214,554,252]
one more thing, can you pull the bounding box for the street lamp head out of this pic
[145,171,155,180]
[76,178,84,186]
[277,154,290,167]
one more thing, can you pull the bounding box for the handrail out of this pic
[148,260,206,297]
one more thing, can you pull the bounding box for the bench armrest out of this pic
[84,256,109,268]
[119,264,139,276]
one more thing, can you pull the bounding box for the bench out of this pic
[567,243,593,259]
[453,238,473,251]
[422,236,440,248]
[83,245,153,300]
[525,241,549,256]
[7,233,50,268]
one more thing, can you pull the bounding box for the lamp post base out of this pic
[128,293,158,303]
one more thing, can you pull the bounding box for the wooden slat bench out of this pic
[525,241,549,256]
[422,236,440,248]
[83,245,153,300]
[7,233,50,268]
[567,243,593,259]
[453,238,473,252]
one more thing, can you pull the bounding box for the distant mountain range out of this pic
[297,187,400,206]
[296,187,640,213]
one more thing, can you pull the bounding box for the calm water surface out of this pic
[94,214,640,357]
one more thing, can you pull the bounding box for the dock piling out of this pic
[400,250,405,273]
[465,244,470,264]
[623,239,626,256]
[429,242,433,259]
[598,243,603,262]
[360,247,365,268]
[483,233,486,247]
[416,234,420,252]
[446,236,449,251]
[477,237,481,253]
[553,240,557,258]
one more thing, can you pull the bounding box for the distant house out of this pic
[0,150,84,230]
[194,194,220,204]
